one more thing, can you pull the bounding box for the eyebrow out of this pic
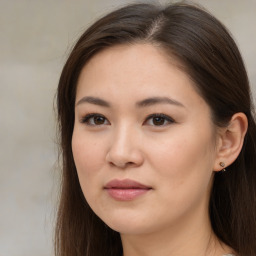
[76,96,110,107]
[76,96,185,108]
[136,97,185,108]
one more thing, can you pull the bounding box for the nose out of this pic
[105,125,144,169]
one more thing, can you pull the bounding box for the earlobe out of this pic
[214,112,248,172]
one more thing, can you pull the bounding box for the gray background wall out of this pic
[0,0,255,255]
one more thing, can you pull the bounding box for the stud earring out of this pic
[219,162,226,172]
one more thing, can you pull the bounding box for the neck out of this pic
[121,204,230,256]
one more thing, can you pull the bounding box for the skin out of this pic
[72,44,239,256]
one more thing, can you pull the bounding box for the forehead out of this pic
[76,43,204,108]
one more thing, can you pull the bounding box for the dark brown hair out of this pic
[55,2,256,256]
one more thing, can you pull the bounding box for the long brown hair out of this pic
[55,2,256,256]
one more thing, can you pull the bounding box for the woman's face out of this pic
[72,44,219,235]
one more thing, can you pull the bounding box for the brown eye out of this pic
[81,114,110,126]
[144,113,175,127]
[94,116,105,125]
[152,116,165,126]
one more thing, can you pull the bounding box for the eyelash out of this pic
[144,113,175,126]
[80,113,175,127]
[80,113,109,126]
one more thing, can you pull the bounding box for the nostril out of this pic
[108,160,136,169]
[106,147,144,168]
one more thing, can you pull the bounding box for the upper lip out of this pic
[104,179,151,189]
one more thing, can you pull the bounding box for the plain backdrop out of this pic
[0,0,255,255]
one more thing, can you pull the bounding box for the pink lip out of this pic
[104,179,152,201]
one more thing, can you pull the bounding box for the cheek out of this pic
[144,134,215,226]
[71,131,106,194]
[72,130,103,168]
[148,126,215,196]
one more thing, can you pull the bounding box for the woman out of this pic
[55,2,256,256]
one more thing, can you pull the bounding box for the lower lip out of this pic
[105,188,150,201]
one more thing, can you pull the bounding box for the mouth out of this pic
[104,179,152,201]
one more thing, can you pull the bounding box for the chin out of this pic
[107,222,152,235]
[100,214,158,235]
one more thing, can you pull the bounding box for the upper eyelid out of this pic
[144,113,175,122]
[80,113,109,124]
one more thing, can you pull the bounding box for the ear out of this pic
[214,112,248,172]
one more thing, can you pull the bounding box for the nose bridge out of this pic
[112,122,136,154]
[106,121,143,168]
